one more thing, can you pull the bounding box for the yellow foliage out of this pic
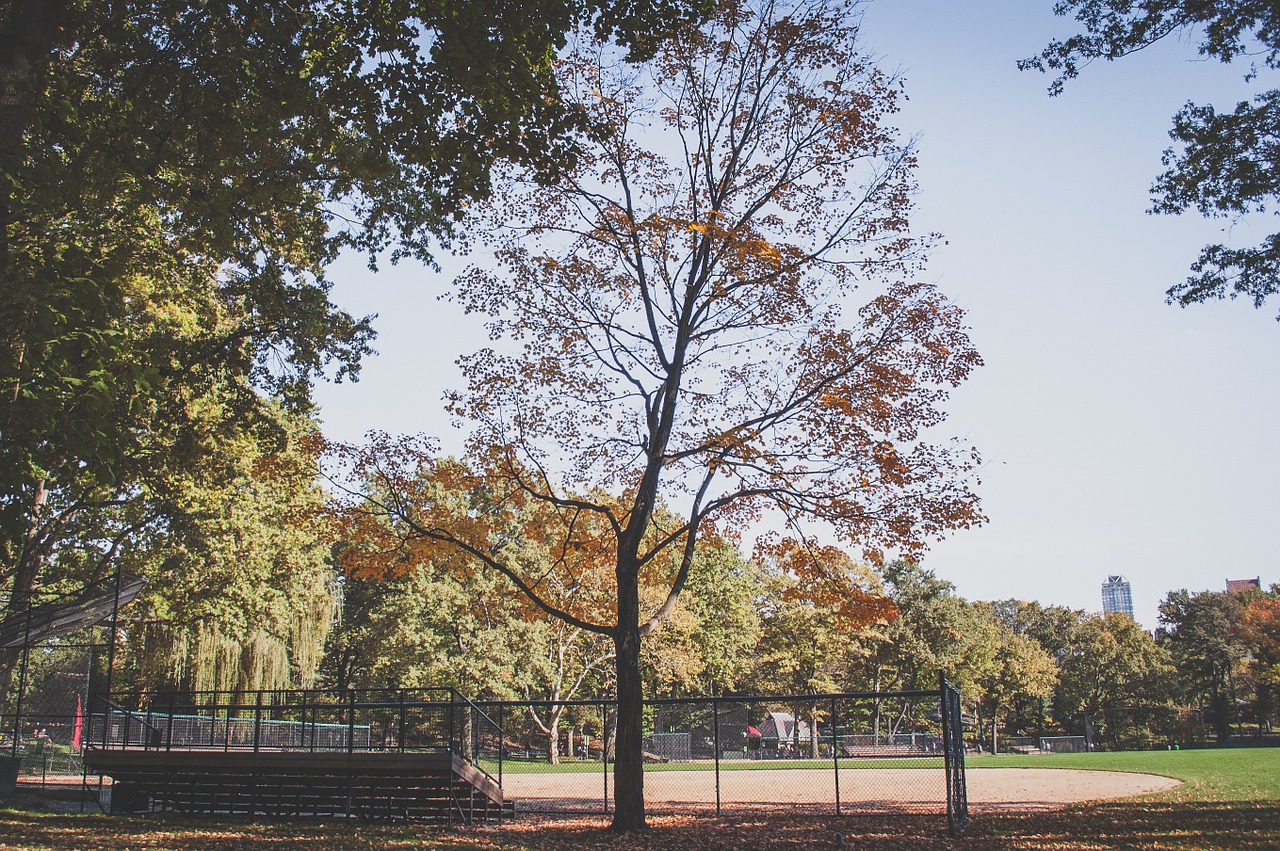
[759,536,897,630]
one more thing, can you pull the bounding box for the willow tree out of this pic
[341,0,983,831]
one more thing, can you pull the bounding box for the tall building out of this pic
[1226,577,1262,594]
[1101,575,1134,619]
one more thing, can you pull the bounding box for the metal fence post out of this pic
[398,690,406,753]
[832,696,841,816]
[940,672,969,836]
[602,702,609,814]
[11,606,33,753]
[166,691,175,751]
[448,689,456,756]
[940,673,951,825]
[712,694,721,815]
[253,691,263,753]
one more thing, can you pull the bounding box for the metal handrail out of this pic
[453,692,504,791]
[87,695,165,750]
[91,689,505,769]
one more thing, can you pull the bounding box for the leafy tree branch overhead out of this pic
[334,0,984,831]
[0,0,712,698]
[1021,0,1280,316]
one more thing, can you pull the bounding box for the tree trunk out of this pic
[1212,674,1230,739]
[610,578,646,832]
[870,663,884,743]
[0,479,48,709]
[809,700,820,759]
[547,714,561,765]
[461,707,475,762]
[604,707,617,760]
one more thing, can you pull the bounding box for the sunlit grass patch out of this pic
[968,746,1280,801]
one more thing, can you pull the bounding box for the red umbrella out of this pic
[746,725,761,737]
[72,695,83,750]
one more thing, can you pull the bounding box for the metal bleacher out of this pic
[82,689,511,824]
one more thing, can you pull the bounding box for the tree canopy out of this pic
[1022,0,1280,317]
[0,0,713,699]
[0,0,714,526]
[1159,588,1248,735]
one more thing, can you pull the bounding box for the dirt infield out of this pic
[502,766,1181,814]
[966,767,1181,811]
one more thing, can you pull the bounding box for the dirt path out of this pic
[502,766,1181,813]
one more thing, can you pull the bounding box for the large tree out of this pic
[1235,589,1280,731]
[1159,588,1248,736]
[1021,1,1280,316]
[988,599,1087,735]
[336,0,983,830]
[0,0,712,697]
[970,605,1057,753]
[115,411,340,695]
[859,562,986,694]
[1058,611,1175,746]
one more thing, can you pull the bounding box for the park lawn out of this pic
[965,747,1280,849]
[0,747,1276,849]
[967,746,1280,802]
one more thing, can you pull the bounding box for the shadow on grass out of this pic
[0,805,498,851]
[970,800,1280,849]
[1,799,1278,850]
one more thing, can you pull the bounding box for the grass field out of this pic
[968,747,1280,803]
[0,747,1276,849]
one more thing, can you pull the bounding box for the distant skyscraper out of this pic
[1101,575,1134,619]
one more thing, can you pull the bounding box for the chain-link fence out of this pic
[1087,706,1208,751]
[1,572,140,786]
[476,680,968,835]
[7,641,967,835]
[1,624,106,781]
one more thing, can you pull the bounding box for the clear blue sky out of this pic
[313,1,1280,629]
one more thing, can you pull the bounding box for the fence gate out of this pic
[940,674,969,836]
